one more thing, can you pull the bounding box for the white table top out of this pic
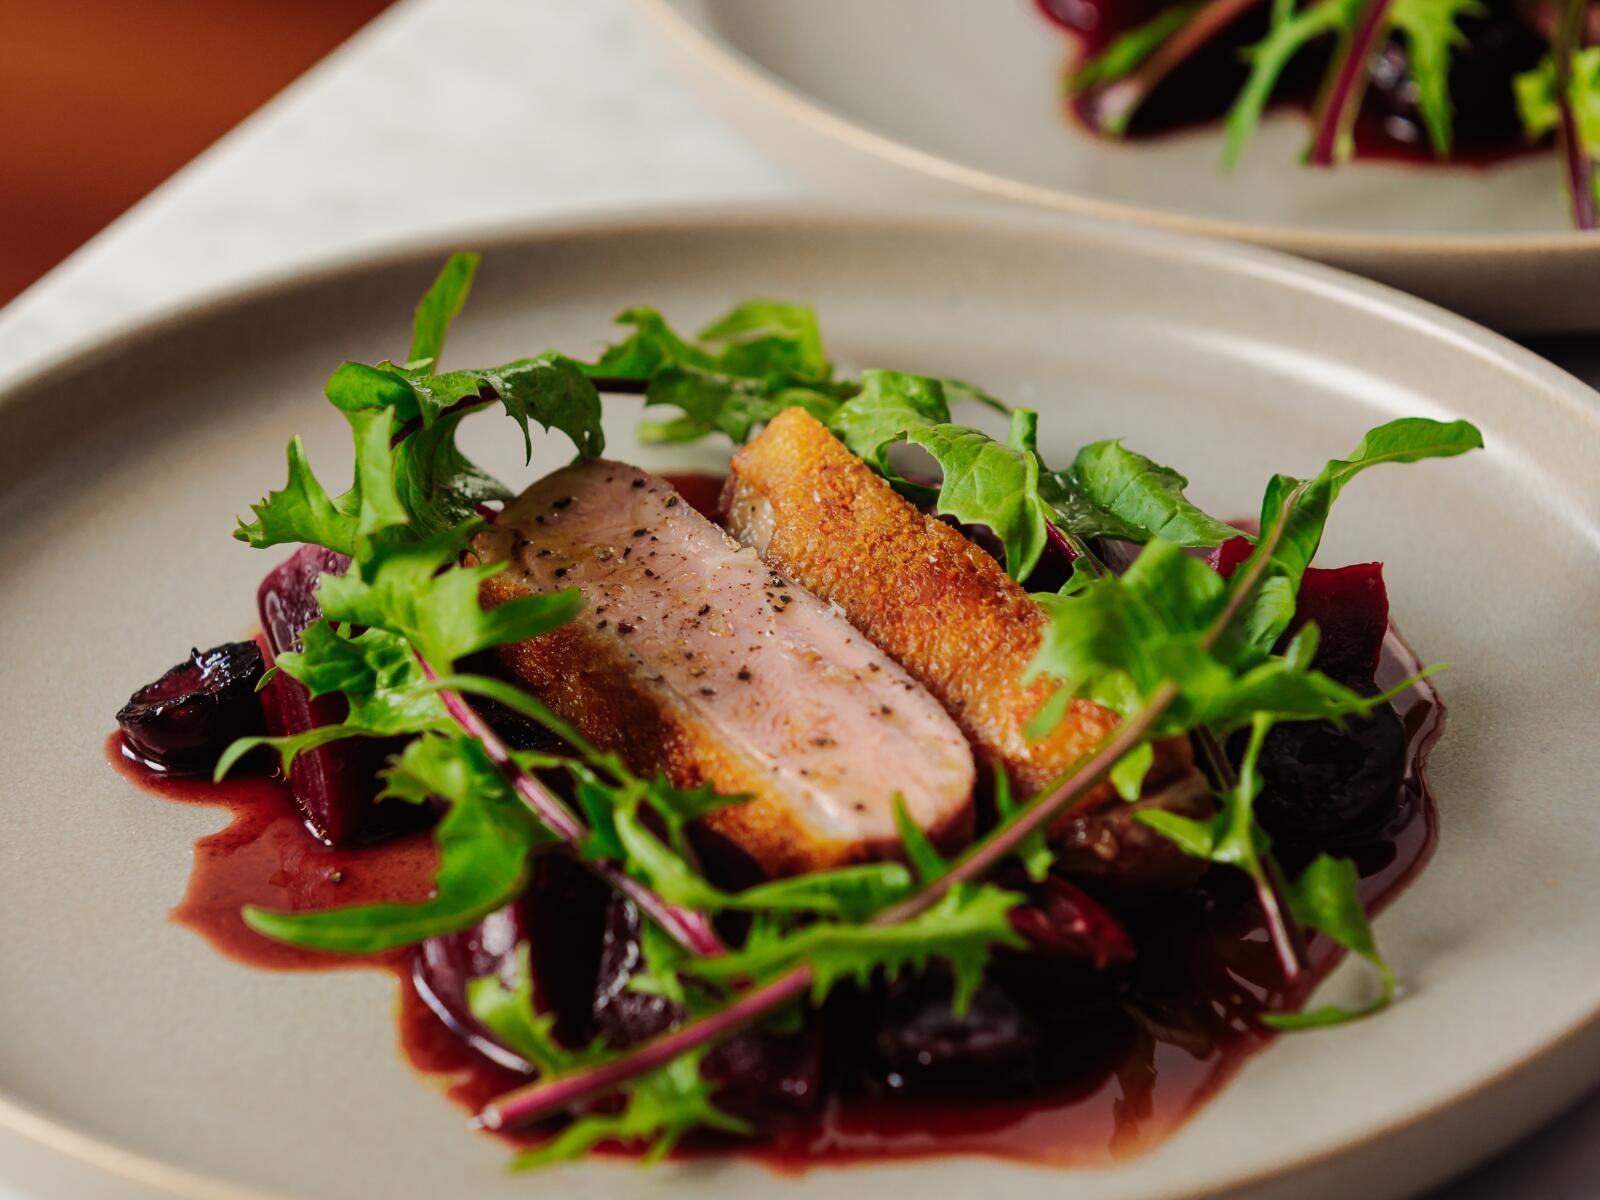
[1,0,1594,1195]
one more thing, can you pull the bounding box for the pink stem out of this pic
[1086,0,1266,132]
[477,964,814,1130]
[1192,725,1306,979]
[882,491,1307,978]
[1557,105,1597,229]
[1553,0,1598,229]
[415,652,725,958]
[1306,0,1393,166]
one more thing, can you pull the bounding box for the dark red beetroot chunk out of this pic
[116,641,267,773]
[594,897,824,1125]
[1207,536,1405,839]
[1008,875,1136,968]
[1206,536,1389,684]
[413,856,611,1071]
[257,545,412,846]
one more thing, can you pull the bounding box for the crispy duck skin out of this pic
[473,459,977,877]
[722,407,1202,825]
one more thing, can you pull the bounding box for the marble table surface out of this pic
[0,0,1594,1195]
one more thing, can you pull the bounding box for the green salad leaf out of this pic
[242,736,550,953]
[1263,852,1397,1027]
[1071,3,1200,92]
[1516,47,1600,145]
[1388,0,1485,156]
[693,882,1024,1016]
[1238,417,1483,650]
[1068,438,1241,548]
[511,1047,749,1169]
[407,251,481,369]
[468,944,598,1075]
[1223,0,1363,169]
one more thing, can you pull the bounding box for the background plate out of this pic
[1,210,1598,1200]
[638,0,1600,333]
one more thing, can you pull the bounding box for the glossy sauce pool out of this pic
[105,475,1445,1170]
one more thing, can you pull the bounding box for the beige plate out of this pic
[1,208,1598,1200]
[636,0,1600,334]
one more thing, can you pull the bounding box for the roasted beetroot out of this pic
[866,976,1042,1100]
[1206,537,1389,685]
[1286,562,1389,685]
[257,545,412,846]
[413,856,611,1070]
[1253,700,1408,841]
[1008,875,1137,967]
[1208,536,1405,837]
[116,641,267,772]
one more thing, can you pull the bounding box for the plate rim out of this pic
[633,0,1600,259]
[4,203,1597,1200]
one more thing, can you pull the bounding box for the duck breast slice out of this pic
[722,408,1201,823]
[474,458,977,877]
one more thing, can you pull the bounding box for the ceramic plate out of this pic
[636,0,1600,333]
[1,209,1598,1200]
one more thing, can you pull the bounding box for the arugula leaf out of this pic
[1071,3,1201,91]
[213,623,454,778]
[1025,539,1388,795]
[1516,48,1600,144]
[906,413,1053,581]
[829,375,1053,578]
[695,300,831,384]
[893,795,951,885]
[692,883,1024,1015]
[827,368,951,484]
[1516,47,1600,225]
[640,367,841,446]
[586,301,850,447]
[468,943,602,1075]
[1135,712,1275,879]
[234,407,406,555]
[733,863,915,922]
[1388,0,1484,156]
[1239,417,1483,650]
[407,251,480,368]
[280,624,444,725]
[611,793,731,913]
[390,403,514,534]
[994,766,1054,883]
[1263,853,1396,1028]
[242,356,602,549]
[511,1048,749,1169]
[587,306,711,379]
[1069,438,1240,548]
[1224,0,1362,168]
[242,736,549,953]
[314,526,584,668]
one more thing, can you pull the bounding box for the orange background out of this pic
[0,0,393,304]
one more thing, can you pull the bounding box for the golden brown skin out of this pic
[723,407,1200,822]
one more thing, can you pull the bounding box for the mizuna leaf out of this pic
[1387,0,1484,155]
